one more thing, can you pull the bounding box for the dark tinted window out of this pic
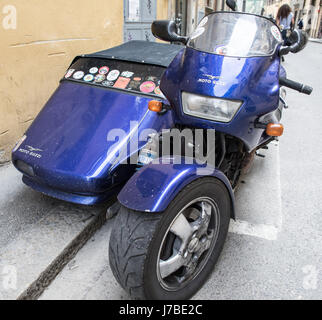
[63,58,166,98]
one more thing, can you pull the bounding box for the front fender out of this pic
[118,157,235,218]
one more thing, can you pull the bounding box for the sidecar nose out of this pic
[11,81,159,203]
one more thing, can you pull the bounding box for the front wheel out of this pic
[108,177,231,300]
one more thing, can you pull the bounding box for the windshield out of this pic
[188,12,282,58]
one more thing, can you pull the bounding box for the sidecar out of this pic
[12,36,237,300]
[12,5,311,300]
[11,41,183,205]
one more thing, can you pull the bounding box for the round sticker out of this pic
[121,71,134,78]
[94,74,106,82]
[73,71,85,80]
[102,80,114,86]
[154,86,161,95]
[140,81,156,93]
[146,76,158,82]
[129,80,141,90]
[154,86,165,98]
[271,26,282,42]
[99,66,110,75]
[65,69,75,78]
[89,67,98,74]
[215,45,228,55]
[199,16,208,27]
[190,27,205,40]
[106,70,120,81]
[83,74,94,82]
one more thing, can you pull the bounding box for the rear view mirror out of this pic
[287,29,308,52]
[226,0,237,11]
[151,20,188,45]
[279,29,308,55]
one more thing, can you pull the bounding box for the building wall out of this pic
[0,0,169,163]
[265,0,292,19]
[264,0,322,38]
[157,0,170,19]
[301,1,322,36]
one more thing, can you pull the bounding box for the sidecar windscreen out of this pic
[62,41,184,98]
[63,58,166,98]
[188,12,283,58]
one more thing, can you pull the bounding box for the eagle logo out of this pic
[26,145,43,152]
[203,74,220,80]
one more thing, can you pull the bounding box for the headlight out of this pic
[182,92,242,123]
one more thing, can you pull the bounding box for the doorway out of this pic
[123,0,157,42]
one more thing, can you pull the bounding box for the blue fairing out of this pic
[118,157,235,217]
[160,47,281,151]
[11,37,283,207]
[12,81,174,204]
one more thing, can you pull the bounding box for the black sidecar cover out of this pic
[81,40,184,67]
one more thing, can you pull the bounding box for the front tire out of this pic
[108,177,231,300]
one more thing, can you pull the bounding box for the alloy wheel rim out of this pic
[156,197,220,291]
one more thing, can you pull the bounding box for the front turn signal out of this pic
[148,100,163,113]
[266,123,284,136]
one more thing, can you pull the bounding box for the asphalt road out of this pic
[40,42,322,300]
[0,165,103,299]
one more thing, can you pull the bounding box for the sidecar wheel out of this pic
[108,177,231,300]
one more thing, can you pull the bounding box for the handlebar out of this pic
[279,77,313,95]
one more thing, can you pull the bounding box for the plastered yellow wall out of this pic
[157,0,169,20]
[0,0,170,163]
[0,0,124,163]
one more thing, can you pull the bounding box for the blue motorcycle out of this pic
[12,1,312,299]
